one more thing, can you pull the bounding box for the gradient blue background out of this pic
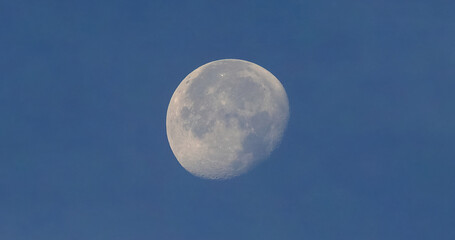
[1,0,454,239]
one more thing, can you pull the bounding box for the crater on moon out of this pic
[166,59,289,179]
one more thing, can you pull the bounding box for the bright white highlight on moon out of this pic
[166,59,289,179]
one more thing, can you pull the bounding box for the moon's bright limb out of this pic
[166,59,289,179]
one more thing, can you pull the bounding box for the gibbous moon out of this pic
[166,59,289,179]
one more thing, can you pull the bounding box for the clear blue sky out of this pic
[1,0,454,239]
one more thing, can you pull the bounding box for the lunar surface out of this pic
[166,59,289,179]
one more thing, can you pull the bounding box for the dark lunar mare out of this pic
[182,61,267,140]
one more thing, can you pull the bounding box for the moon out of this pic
[166,59,289,179]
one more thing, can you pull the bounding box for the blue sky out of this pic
[1,0,454,239]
